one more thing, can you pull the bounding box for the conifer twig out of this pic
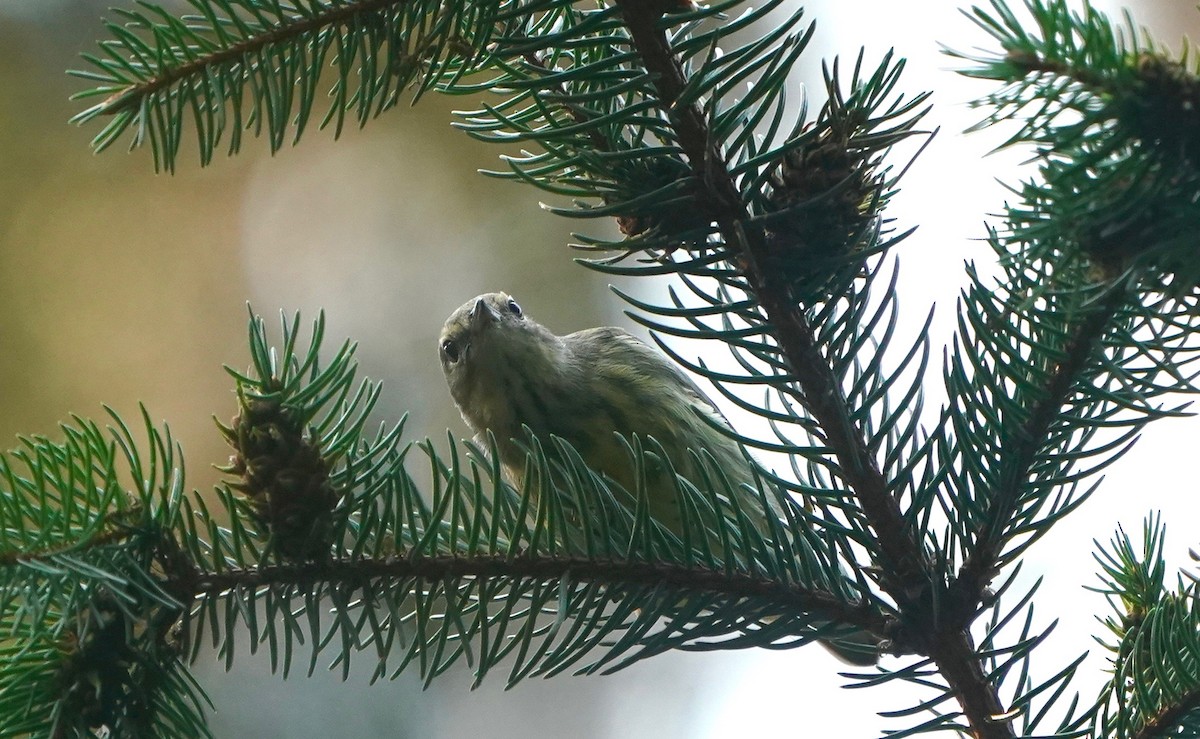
[613,3,1014,735]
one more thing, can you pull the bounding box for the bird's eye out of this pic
[441,339,460,363]
[506,298,522,317]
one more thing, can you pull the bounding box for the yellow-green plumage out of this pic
[438,292,880,665]
[438,292,753,535]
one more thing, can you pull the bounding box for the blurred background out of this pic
[1,0,1198,736]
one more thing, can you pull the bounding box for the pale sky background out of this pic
[1,0,1198,737]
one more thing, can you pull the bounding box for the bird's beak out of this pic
[471,297,497,329]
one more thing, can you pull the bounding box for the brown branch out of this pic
[611,4,1013,735]
[1003,52,1114,94]
[1131,685,1200,739]
[926,630,1020,734]
[191,553,891,634]
[611,1,925,596]
[96,0,407,115]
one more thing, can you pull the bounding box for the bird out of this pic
[438,291,880,665]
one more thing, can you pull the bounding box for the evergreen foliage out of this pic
[0,0,1195,734]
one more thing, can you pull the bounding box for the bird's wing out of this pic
[567,326,732,426]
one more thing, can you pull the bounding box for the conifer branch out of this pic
[612,1,923,596]
[516,51,613,154]
[0,526,137,567]
[93,0,406,117]
[613,4,1013,736]
[1130,688,1200,739]
[1095,520,1200,738]
[952,285,1128,611]
[189,554,890,634]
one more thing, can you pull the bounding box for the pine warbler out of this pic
[438,292,880,665]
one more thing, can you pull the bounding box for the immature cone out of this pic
[613,158,712,250]
[56,587,182,733]
[1074,53,1200,290]
[1121,54,1200,163]
[219,396,338,560]
[57,592,137,730]
[763,128,877,299]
